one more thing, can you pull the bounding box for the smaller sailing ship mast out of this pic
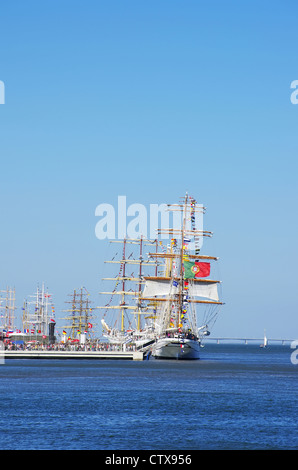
[97,237,161,345]
[0,287,16,332]
[22,283,54,338]
[60,287,94,341]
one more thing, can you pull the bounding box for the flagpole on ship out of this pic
[179,192,188,329]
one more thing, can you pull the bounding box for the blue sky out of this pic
[0,0,298,339]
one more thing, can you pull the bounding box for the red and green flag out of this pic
[183,261,210,278]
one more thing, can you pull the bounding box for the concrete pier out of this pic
[2,349,144,361]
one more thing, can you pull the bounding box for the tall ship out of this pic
[97,193,223,359]
[60,287,95,343]
[0,287,16,337]
[22,284,56,343]
[144,193,223,359]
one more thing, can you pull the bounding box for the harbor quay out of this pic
[1,341,145,361]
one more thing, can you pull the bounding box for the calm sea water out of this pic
[0,343,297,450]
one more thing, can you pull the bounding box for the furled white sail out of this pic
[143,279,219,301]
[188,282,219,301]
[143,280,178,297]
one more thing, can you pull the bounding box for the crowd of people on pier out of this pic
[2,340,138,352]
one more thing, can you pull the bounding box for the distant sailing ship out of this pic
[60,287,95,343]
[0,287,16,337]
[260,330,268,348]
[97,193,223,359]
[22,283,56,343]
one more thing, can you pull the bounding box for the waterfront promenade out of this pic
[1,342,145,360]
[3,349,144,360]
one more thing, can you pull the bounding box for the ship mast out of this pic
[97,237,160,337]
[0,287,16,331]
[22,284,53,337]
[60,287,94,340]
[137,237,143,331]
[121,238,126,332]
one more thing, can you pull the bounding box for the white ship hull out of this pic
[152,337,201,360]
